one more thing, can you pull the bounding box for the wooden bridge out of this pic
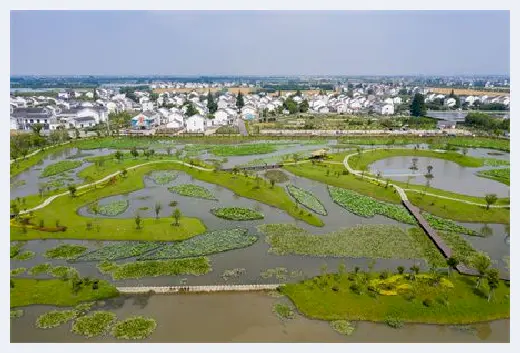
[117,284,281,295]
[402,200,509,280]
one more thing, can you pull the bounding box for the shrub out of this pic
[423,298,434,307]
[264,169,290,183]
[111,316,157,340]
[71,311,117,338]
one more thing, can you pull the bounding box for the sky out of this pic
[10,10,510,76]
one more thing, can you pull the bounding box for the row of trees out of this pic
[463,112,510,132]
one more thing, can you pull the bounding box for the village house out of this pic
[131,111,159,129]
[185,114,206,133]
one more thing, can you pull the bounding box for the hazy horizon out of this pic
[11,11,510,76]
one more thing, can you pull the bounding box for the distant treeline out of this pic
[258,84,335,93]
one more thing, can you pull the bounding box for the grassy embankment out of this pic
[477,168,510,186]
[286,148,509,223]
[339,136,510,152]
[10,278,119,308]
[281,271,510,324]
[12,160,322,241]
[10,143,72,178]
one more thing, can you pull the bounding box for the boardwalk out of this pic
[117,284,281,295]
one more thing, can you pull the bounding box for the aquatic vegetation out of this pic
[264,169,290,183]
[261,267,288,280]
[49,266,79,279]
[222,268,246,281]
[330,320,356,336]
[477,168,510,185]
[210,207,264,221]
[148,170,178,185]
[138,206,149,210]
[10,309,24,319]
[483,158,509,167]
[111,316,157,340]
[259,224,422,259]
[97,257,211,280]
[28,263,52,276]
[437,231,479,265]
[10,268,26,277]
[210,144,278,156]
[44,244,88,260]
[66,152,94,159]
[10,243,24,258]
[41,160,83,177]
[423,213,478,236]
[272,303,295,320]
[168,184,217,200]
[385,316,404,329]
[93,199,129,217]
[139,228,257,260]
[74,302,95,315]
[287,185,327,215]
[10,179,26,189]
[76,242,163,262]
[36,310,78,329]
[328,186,416,224]
[72,311,117,338]
[12,250,36,261]
[407,228,446,267]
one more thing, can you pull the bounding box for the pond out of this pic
[10,292,509,343]
[368,156,509,197]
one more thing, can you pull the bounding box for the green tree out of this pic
[74,128,80,139]
[207,91,217,114]
[31,123,44,135]
[120,168,128,178]
[471,252,491,288]
[410,93,426,117]
[68,185,77,197]
[485,194,497,210]
[130,147,139,158]
[486,268,500,302]
[446,257,459,277]
[172,208,182,226]
[236,91,245,112]
[283,96,298,114]
[299,99,309,113]
[154,202,162,220]
[397,266,405,275]
[135,213,142,229]
[410,265,420,280]
[114,150,123,162]
[185,102,198,117]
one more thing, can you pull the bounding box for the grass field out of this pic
[281,272,510,324]
[10,278,119,308]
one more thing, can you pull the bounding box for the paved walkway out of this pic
[117,284,281,294]
[19,159,213,214]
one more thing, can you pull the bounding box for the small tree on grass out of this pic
[486,268,500,302]
[143,149,150,159]
[68,185,77,197]
[446,256,459,277]
[485,194,497,210]
[472,252,491,288]
[154,202,162,220]
[410,265,420,280]
[269,178,276,189]
[397,266,405,275]
[135,213,142,229]
[114,150,123,162]
[172,208,182,226]
[130,147,139,158]
[426,165,433,178]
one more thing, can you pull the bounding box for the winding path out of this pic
[342,149,509,208]
[19,159,213,214]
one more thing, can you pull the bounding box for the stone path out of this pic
[117,284,281,294]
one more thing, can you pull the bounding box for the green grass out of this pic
[139,228,257,260]
[281,272,510,324]
[44,244,88,259]
[258,224,423,259]
[210,207,264,220]
[72,311,117,338]
[349,149,485,171]
[477,168,510,186]
[41,160,83,178]
[111,316,157,340]
[97,257,211,280]
[287,185,327,216]
[10,278,119,308]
